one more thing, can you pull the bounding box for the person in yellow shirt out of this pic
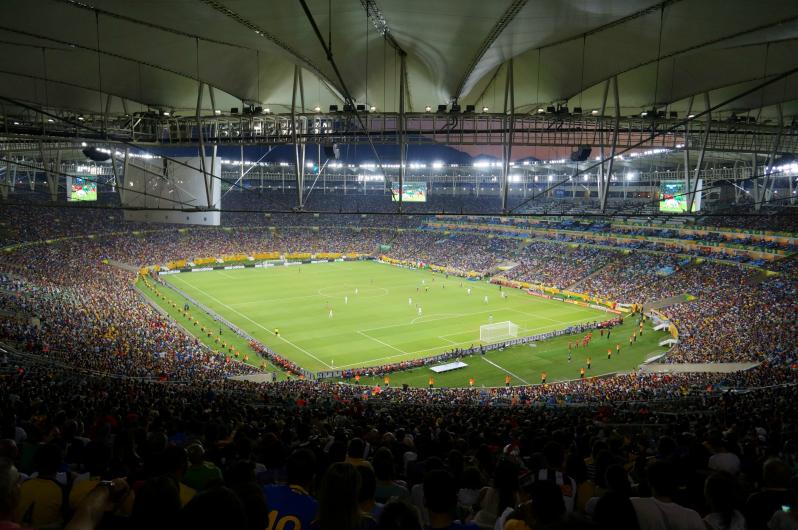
[15,444,64,529]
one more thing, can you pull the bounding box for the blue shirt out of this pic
[264,484,319,530]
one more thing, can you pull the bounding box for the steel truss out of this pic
[1,112,797,155]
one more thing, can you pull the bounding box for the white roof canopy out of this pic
[0,0,795,119]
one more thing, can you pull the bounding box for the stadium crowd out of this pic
[1,197,798,529]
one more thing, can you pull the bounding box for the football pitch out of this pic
[142,260,670,387]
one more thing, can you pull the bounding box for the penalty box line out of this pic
[171,276,333,370]
[346,314,605,370]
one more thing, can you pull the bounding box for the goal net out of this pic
[480,321,519,343]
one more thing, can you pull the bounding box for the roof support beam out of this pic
[196,82,214,209]
[755,103,783,211]
[687,93,711,213]
[398,53,407,214]
[600,76,620,212]
[1,159,11,200]
[501,60,515,214]
[597,79,610,210]
[291,65,307,210]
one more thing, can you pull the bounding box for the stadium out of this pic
[0,1,797,529]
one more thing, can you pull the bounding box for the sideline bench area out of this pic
[430,361,468,373]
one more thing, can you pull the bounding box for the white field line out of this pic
[357,330,408,355]
[172,276,333,369]
[438,336,460,346]
[410,313,463,324]
[481,356,531,385]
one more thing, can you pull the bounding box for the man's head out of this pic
[423,469,457,516]
[0,440,18,461]
[0,458,22,519]
[186,443,205,466]
[286,449,315,489]
[646,460,678,498]
[347,438,365,460]
[762,458,791,489]
[542,442,565,470]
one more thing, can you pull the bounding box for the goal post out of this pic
[480,321,519,343]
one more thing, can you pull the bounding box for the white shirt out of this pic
[631,497,706,530]
[709,452,741,475]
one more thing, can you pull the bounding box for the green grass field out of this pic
[141,260,670,387]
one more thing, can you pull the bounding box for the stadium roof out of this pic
[0,0,797,120]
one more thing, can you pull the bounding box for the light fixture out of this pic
[369,105,376,112]
[688,114,695,119]
[13,121,19,125]
[163,111,170,116]
[264,108,271,114]
[314,105,321,112]
[591,109,599,115]
[47,118,54,123]
[214,109,221,115]
[537,108,545,113]
[482,106,489,113]
[640,111,648,117]
[425,105,432,112]
[77,116,85,121]
[80,142,87,147]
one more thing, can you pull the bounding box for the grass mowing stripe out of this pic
[172,275,333,369]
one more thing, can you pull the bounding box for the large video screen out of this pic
[659,180,701,213]
[68,177,98,202]
[390,182,427,202]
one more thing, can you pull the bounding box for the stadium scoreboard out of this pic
[390,182,427,202]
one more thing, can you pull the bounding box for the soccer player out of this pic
[505,375,511,387]
[344,296,348,305]
[616,343,620,355]
[580,367,585,379]
[328,309,333,319]
[408,297,413,305]
[417,306,422,316]
[467,287,471,295]
[568,350,572,363]
[629,336,633,346]
[489,314,494,323]
[468,377,475,387]
[384,375,390,387]
[541,372,547,384]
[607,348,612,360]
[274,328,279,336]
[355,288,359,295]
[587,356,592,370]
[483,295,488,304]
[428,376,434,389]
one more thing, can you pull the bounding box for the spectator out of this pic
[15,444,65,529]
[704,472,746,530]
[311,462,373,530]
[373,447,409,503]
[263,449,318,530]
[423,469,479,530]
[183,443,223,492]
[376,500,422,530]
[745,459,795,530]
[630,460,705,530]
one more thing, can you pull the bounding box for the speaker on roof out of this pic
[82,146,111,162]
[570,145,592,162]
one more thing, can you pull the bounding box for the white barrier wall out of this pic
[122,156,221,225]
